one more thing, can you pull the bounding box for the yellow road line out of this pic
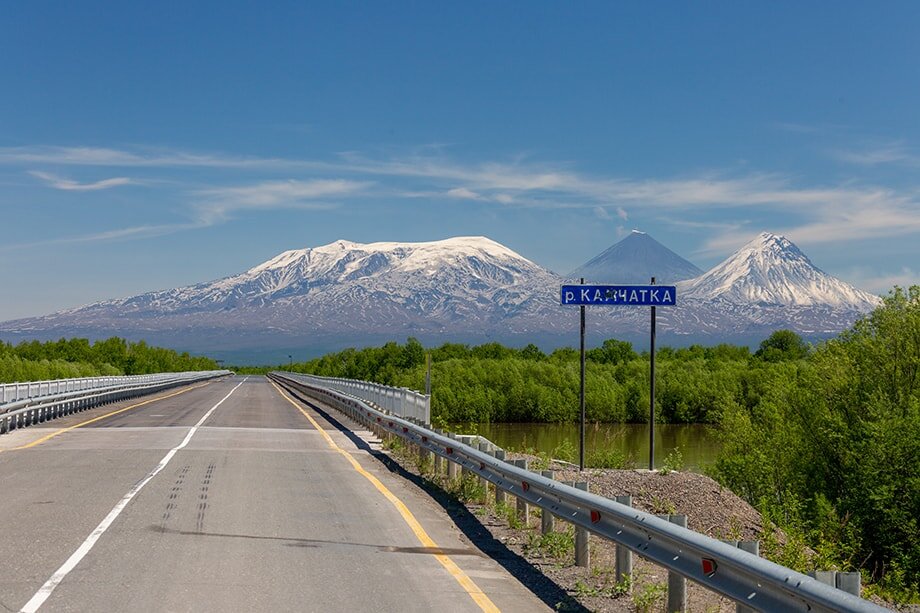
[271,380,501,613]
[1,380,214,453]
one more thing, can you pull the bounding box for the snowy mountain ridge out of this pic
[0,232,885,351]
[678,232,882,309]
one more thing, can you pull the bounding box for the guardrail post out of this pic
[432,429,444,475]
[512,459,529,525]
[418,431,432,472]
[447,434,460,483]
[541,470,555,535]
[615,495,633,589]
[667,514,688,611]
[477,442,490,503]
[836,572,861,597]
[459,436,475,479]
[810,570,838,589]
[736,540,760,613]
[494,449,507,506]
[575,481,590,568]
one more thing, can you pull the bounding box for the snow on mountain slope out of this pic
[0,233,885,351]
[15,236,565,335]
[678,233,882,309]
[570,230,703,284]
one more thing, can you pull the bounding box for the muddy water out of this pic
[456,422,721,472]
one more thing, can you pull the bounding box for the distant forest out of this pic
[257,330,800,425]
[0,337,219,382]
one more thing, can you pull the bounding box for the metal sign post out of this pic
[649,277,656,471]
[560,282,677,471]
[579,278,586,471]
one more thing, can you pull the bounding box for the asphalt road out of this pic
[0,376,551,612]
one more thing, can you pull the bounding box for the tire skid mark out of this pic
[196,461,216,532]
[161,465,191,527]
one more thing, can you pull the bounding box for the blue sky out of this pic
[2,1,918,321]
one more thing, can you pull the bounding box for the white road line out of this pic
[19,377,248,613]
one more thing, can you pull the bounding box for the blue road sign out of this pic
[560,284,677,306]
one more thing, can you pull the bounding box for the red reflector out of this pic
[422,436,428,443]
[446,447,454,455]
[403,427,408,433]
[522,482,530,492]
[480,462,485,470]
[702,558,718,576]
[388,422,393,427]
[376,417,381,423]
[590,510,601,523]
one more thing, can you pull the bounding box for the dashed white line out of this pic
[19,377,248,613]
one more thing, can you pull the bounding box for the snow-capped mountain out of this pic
[0,233,883,353]
[570,230,703,284]
[678,233,881,309]
[2,237,566,347]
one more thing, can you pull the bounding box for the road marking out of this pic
[271,380,500,613]
[19,377,247,613]
[2,380,214,453]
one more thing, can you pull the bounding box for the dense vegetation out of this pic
[714,286,919,600]
[0,337,219,382]
[287,335,794,425]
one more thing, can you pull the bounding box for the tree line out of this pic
[0,337,219,382]
[283,331,807,425]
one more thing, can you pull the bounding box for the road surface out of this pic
[0,375,551,612]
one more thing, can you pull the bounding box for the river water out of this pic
[455,422,722,472]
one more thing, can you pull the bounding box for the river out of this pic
[454,422,721,472]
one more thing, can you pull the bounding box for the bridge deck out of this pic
[0,376,550,612]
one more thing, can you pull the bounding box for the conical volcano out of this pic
[569,230,702,284]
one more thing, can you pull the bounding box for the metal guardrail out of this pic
[1,374,167,404]
[270,372,887,613]
[276,372,430,424]
[1,371,231,434]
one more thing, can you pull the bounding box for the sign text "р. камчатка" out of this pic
[560,284,677,307]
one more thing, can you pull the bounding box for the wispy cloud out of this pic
[0,222,206,252]
[842,266,919,294]
[29,170,134,191]
[772,121,821,134]
[193,179,368,223]
[4,144,920,260]
[0,145,329,170]
[445,187,481,200]
[831,142,920,168]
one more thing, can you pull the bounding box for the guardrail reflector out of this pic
[522,482,530,492]
[591,510,601,523]
[402,427,408,433]
[702,558,718,576]
[446,447,454,455]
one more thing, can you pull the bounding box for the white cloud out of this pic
[0,222,207,252]
[593,206,612,220]
[842,267,919,294]
[29,170,134,191]
[194,179,367,224]
[5,143,920,262]
[831,142,920,167]
[445,187,481,200]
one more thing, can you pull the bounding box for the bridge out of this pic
[0,373,889,612]
[0,375,545,612]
